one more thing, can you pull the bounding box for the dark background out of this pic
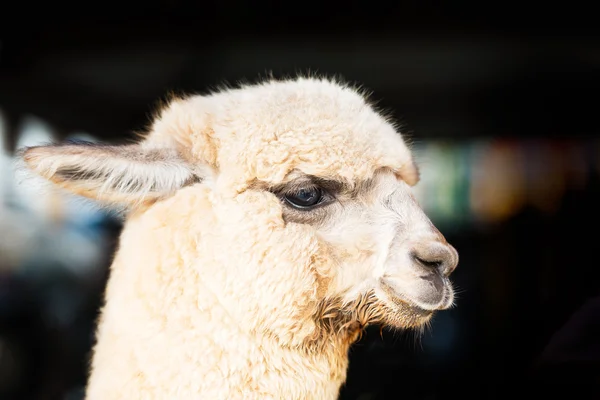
[1,4,599,400]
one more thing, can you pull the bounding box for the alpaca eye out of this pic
[284,187,324,209]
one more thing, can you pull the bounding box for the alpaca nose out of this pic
[410,240,459,276]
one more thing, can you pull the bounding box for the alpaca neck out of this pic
[248,332,354,399]
[87,269,356,400]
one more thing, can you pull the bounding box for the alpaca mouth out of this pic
[378,278,453,318]
[374,285,436,328]
[388,292,435,317]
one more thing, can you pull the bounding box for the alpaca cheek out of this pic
[316,218,384,298]
[206,193,319,336]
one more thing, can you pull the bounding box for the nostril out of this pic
[410,243,458,275]
[412,253,444,270]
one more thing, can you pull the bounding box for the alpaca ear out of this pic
[398,157,420,186]
[20,141,203,205]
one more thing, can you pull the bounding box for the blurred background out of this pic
[1,4,599,400]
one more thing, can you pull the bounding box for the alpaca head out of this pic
[22,77,458,348]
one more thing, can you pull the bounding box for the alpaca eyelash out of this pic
[274,177,344,197]
[282,185,320,198]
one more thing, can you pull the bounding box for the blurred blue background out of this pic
[1,5,599,400]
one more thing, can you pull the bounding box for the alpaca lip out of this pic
[379,278,448,314]
[385,290,435,319]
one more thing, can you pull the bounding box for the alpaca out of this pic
[21,76,459,399]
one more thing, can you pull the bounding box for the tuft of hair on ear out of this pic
[18,141,203,208]
[397,156,420,186]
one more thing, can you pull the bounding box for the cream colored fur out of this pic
[21,76,459,399]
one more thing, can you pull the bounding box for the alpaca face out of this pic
[251,166,458,332]
[21,77,458,341]
[280,169,458,329]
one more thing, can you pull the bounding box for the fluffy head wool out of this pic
[21,76,458,399]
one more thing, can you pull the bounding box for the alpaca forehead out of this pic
[211,79,413,183]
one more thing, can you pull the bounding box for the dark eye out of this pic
[284,187,324,209]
